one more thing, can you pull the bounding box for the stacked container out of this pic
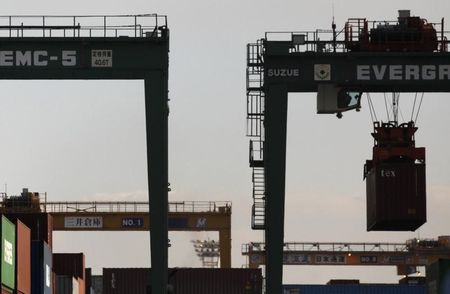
[364,121,426,231]
[90,276,102,294]
[53,253,85,294]
[427,259,450,294]
[102,268,262,294]
[15,220,31,294]
[31,241,52,294]
[1,216,16,294]
[85,268,92,294]
[283,284,426,294]
[56,276,79,294]
[5,213,53,246]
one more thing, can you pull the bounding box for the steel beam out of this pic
[264,84,288,294]
[145,72,169,294]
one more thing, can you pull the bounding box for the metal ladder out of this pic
[247,40,266,230]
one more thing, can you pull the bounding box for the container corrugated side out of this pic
[53,254,85,280]
[102,268,262,294]
[1,216,15,292]
[366,161,426,231]
[31,241,53,294]
[103,268,148,294]
[85,268,92,294]
[426,259,450,294]
[172,268,262,294]
[283,284,426,294]
[78,277,85,294]
[56,276,79,294]
[15,220,31,294]
[5,214,53,247]
[91,276,102,294]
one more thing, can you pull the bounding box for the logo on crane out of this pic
[314,64,331,81]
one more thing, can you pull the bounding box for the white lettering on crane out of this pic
[0,50,78,67]
[357,65,450,81]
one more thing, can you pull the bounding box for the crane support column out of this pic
[145,71,169,294]
[264,84,288,294]
[219,229,232,268]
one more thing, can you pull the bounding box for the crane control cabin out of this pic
[246,10,450,294]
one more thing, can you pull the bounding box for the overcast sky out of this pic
[1,0,450,285]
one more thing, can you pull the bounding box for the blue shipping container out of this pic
[31,241,52,294]
[283,284,426,294]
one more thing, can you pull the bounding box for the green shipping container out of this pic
[1,216,15,291]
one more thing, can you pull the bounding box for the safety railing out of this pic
[41,200,231,214]
[265,29,347,53]
[0,14,167,38]
[264,28,450,53]
[242,241,409,254]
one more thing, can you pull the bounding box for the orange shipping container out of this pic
[15,220,31,294]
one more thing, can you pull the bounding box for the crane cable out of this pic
[383,93,391,121]
[411,92,418,122]
[367,92,424,124]
[393,92,399,123]
[414,92,425,124]
[366,93,378,123]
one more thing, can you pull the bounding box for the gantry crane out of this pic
[0,189,232,268]
[246,10,450,293]
[242,236,450,275]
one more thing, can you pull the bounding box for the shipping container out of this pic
[85,268,92,294]
[102,268,262,294]
[5,213,53,247]
[103,268,147,294]
[53,254,85,280]
[366,160,426,231]
[31,241,52,294]
[427,259,450,294]
[78,278,85,294]
[56,276,79,294]
[1,288,11,294]
[326,279,359,285]
[15,220,31,294]
[1,216,15,292]
[283,284,426,294]
[91,276,102,294]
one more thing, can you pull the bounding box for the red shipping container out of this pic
[102,268,262,294]
[366,161,426,231]
[15,220,31,294]
[5,213,53,247]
